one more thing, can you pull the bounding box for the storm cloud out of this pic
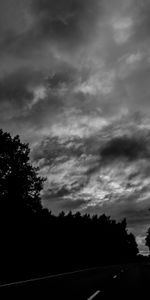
[31,0,102,47]
[100,136,149,162]
[0,68,43,105]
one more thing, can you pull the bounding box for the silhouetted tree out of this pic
[0,129,46,283]
[0,129,44,215]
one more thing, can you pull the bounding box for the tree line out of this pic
[0,129,144,284]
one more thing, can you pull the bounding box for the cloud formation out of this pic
[100,136,149,162]
[31,0,102,48]
[30,114,150,254]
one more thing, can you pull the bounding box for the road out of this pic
[0,263,150,299]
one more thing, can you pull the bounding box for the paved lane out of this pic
[98,263,150,299]
[0,265,125,299]
[1,263,150,299]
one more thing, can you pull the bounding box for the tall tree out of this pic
[0,129,44,215]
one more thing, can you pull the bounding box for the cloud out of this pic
[2,0,150,141]
[0,68,47,122]
[32,115,150,206]
[111,16,133,44]
[75,70,116,96]
[60,198,90,210]
[100,135,149,163]
[31,0,102,49]
[0,69,32,105]
[28,86,47,109]
[0,0,103,59]
[131,0,150,42]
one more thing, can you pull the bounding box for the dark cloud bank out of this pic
[31,0,101,45]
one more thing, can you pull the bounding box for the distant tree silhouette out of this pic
[0,129,44,215]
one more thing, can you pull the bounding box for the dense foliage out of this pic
[0,129,44,213]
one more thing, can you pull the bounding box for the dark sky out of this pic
[1,0,150,254]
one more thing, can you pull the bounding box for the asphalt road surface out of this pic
[0,263,150,299]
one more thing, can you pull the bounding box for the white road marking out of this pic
[87,290,101,300]
[0,266,101,288]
